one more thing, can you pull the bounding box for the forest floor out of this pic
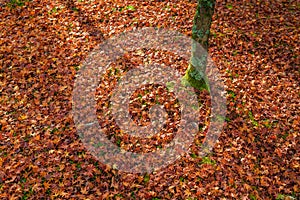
[0,0,299,199]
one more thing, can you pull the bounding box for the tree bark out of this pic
[182,0,216,91]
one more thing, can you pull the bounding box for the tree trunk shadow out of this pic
[64,0,105,42]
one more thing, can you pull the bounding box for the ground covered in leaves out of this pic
[0,0,299,199]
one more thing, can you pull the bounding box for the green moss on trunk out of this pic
[181,64,210,92]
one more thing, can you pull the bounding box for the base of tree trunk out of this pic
[181,64,210,92]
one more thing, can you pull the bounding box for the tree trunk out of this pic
[182,0,216,91]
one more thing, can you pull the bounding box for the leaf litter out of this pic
[0,0,299,199]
